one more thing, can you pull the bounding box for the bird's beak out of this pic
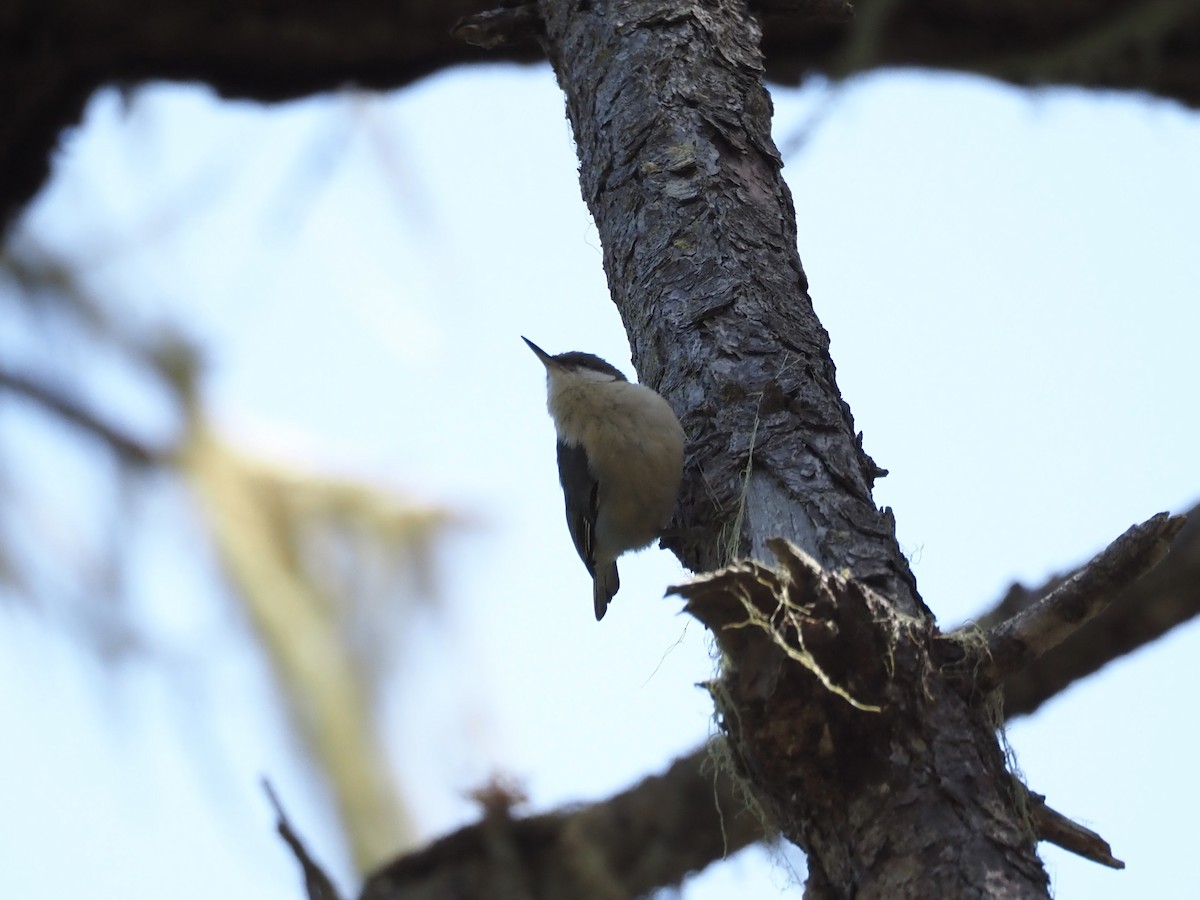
[522,336,556,368]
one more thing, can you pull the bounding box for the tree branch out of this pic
[340,0,1199,892]
[264,779,344,900]
[358,503,1195,896]
[982,500,1200,718]
[358,749,764,900]
[531,0,1060,894]
[535,0,921,615]
[1026,791,1124,871]
[6,0,1200,232]
[0,366,166,466]
[976,512,1186,693]
[669,540,1051,895]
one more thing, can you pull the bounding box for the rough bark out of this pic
[673,541,1049,898]
[531,0,1052,896]
[4,0,1200,230]
[535,0,918,613]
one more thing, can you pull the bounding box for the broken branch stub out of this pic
[671,539,897,711]
[668,539,927,855]
[671,540,1064,894]
[1025,790,1125,870]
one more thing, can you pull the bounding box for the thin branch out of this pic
[263,779,344,900]
[0,366,166,467]
[1027,791,1125,870]
[976,512,1186,692]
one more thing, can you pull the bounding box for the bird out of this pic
[523,336,685,620]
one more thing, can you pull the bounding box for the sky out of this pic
[1,60,1199,899]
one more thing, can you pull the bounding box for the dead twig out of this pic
[263,778,343,900]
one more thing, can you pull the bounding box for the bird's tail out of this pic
[593,562,620,620]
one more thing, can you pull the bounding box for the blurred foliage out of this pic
[0,232,457,873]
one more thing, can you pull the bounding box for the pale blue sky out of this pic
[2,64,1198,898]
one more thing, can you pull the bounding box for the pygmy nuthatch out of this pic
[524,337,685,621]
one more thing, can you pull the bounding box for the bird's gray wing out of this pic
[556,439,599,575]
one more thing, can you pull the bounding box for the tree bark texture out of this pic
[537,0,918,612]
[4,0,1200,230]
[534,1,1050,896]
[671,541,1055,898]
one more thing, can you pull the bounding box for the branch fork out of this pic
[670,514,1185,879]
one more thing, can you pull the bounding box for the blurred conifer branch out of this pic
[1,235,460,874]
